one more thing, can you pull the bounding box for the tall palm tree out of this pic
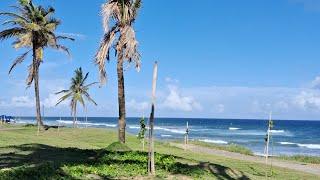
[56,67,97,128]
[95,0,142,143]
[0,0,74,128]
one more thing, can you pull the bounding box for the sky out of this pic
[1,0,320,120]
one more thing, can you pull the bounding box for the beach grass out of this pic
[277,155,320,164]
[189,141,254,155]
[0,125,318,179]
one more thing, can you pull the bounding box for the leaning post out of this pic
[148,61,158,175]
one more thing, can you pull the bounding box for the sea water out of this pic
[16,117,320,156]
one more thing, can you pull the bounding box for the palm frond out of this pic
[55,89,70,95]
[56,35,75,41]
[77,94,85,107]
[0,28,25,41]
[0,12,28,22]
[84,82,98,88]
[26,62,36,86]
[132,0,142,18]
[84,91,97,106]
[56,91,72,106]
[101,0,119,32]
[115,25,140,70]
[44,6,55,18]
[95,26,118,84]
[81,72,89,85]
[9,50,30,74]
[54,44,71,57]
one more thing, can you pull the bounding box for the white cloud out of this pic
[43,93,68,108]
[311,76,320,89]
[165,77,179,83]
[127,99,149,112]
[213,104,225,113]
[161,85,202,112]
[294,91,320,110]
[11,96,34,108]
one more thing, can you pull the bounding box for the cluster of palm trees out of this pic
[0,0,142,144]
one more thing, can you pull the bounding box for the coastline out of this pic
[0,125,319,179]
[11,117,320,157]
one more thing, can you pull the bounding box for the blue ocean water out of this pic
[16,117,320,156]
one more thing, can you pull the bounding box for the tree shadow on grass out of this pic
[0,144,250,179]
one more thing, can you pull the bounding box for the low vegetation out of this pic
[0,125,318,179]
[190,141,254,155]
[278,155,320,164]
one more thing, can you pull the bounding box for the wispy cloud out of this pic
[127,99,149,112]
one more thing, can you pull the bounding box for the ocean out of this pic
[15,117,320,157]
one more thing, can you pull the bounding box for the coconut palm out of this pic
[0,0,74,128]
[95,0,142,143]
[56,67,97,128]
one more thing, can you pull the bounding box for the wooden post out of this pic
[184,121,189,150]
[265,112,272,178]
[148,61,158,176]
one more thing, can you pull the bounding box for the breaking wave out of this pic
[199,139,228,144]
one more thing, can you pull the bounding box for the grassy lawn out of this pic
[188,140,254,155]
[188,140,320,165]
[0,125,318,179]
[277,155,320,164]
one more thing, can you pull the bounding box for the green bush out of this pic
[61,150,212,179]
[105,142,132,152]
[0,162,59,180]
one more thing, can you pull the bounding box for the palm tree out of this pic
[56,67,97,128]
[0,0,74,128]
[95,0,142,143]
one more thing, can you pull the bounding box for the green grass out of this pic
[0,125,318,179]
[278,155,320,164]
[190,141,254,155]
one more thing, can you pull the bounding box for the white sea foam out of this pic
[269,130,285,133]
[56,120,117,127]
[128,125,140,129]
[297,144,320,149]
[229,127,241,130]
[57,120,73,124]
[199,139,228,144]
[279,142,296,145]
[161,134,172,137]
[254,152,277,157]
[279,142,320,149]
[16,119,35,124]
[154,127,185,134]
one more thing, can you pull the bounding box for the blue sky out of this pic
[1,0,320,120]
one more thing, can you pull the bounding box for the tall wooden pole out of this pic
[265,111,272,178]
[148,61,158,175]
[184,121,189,150]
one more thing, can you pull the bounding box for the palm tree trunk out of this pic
[73,103,77,128]
[117,57,126,143]
[33,46,44,128]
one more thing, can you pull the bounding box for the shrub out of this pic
[105,142,132,152]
